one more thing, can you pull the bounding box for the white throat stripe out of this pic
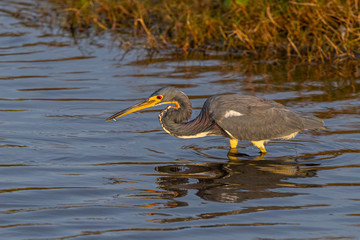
[177,132,211,139]
[224,110,243,118]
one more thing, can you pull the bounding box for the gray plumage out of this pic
[107,87,324,153]
[205,94,324,141]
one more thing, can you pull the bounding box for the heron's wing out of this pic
[206,95,321,141]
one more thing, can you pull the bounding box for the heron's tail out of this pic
[300,113,325,130]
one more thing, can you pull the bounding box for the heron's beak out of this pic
[105,99,157,122]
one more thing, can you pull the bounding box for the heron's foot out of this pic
[259,147,267,155]
[256,147,267,157]
[251,140,267,154]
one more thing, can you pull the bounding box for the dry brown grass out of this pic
[47,0,360,62]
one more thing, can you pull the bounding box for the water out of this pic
[1,1,360,239]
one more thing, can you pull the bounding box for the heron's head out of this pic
[105,87,188,122]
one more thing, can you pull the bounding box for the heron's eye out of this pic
[156,95,163,100]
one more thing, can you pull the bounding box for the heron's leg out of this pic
[228,139,239,159]
[251,140,267,153]
[229,138,238,149]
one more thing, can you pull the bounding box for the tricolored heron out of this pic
[106,87,324,154]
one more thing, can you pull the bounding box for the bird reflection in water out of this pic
[105,154,321,224]
[155,156,318,203]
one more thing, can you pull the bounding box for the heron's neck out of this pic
[158,105,216,138]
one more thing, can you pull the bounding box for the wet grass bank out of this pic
[44,0,360,63]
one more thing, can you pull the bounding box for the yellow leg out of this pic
[251,140,267,153]
[228,139,239,159]
[229,138,238,149]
